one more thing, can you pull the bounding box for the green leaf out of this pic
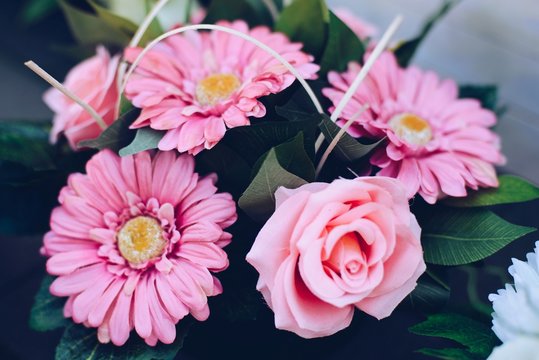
[320,11,365,73]
[245,0,279,25]
[444,175,539,208]
[222,116,320,164]
[409,272,450,313]
[459,84,498,111]
[394,0,459,67]
[79,109,139,152]
[88,0,162,45]
[0,120,55,171]
[410,313,497,358]
[119,95,135,116]
[119,128,165,156]
[58,0,131,46]
[98,0,148,24]
[417,348,480,360]
[20,0,59,24]
[275,0,329,57]
[203,0,264,27]
[88,0,137,33]
[195,142,252,198]
[421,207,535,265]
[275,103,315,122]
[55,321,191,360]
[238,134,314,222]
[319,115,385,163]
[252,132,315,181]
[275,79,331,119]
[29,276,68,332]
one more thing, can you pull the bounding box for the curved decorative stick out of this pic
[25,61,107,130]
[314,15,403,154]
[120,24,325,115]
[330,15,403,123]
[315,104,369,178]
[130,0,171,48]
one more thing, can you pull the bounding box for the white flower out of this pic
[488,336,539,360]
[489,241,539,342]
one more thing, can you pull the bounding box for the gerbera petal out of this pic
[147,275,176,344]
[108,283,133,346]
[47,250,102,275]
[133,275,152,339]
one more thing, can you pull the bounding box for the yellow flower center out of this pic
[389,113,432,146]
[196,73,241,106]
[117,216,167,264]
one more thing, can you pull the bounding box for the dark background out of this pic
[1,1,538,359]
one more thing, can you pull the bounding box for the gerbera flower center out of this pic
[196,73,241,106]
[389,113,432,146]
[117,216,167,264]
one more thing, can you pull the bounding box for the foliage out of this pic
[408,270,450,313]
[410,313,498,359]
[79,109,139,152]
[318,115,385,163]
[55,322,191,360]
[319,11,366,73]
[275,0,329,57]
[204,0,274,27]
[444,175,539,207]
[394,0,459,67]
[238,133,315,222]
[30,276,68,332]
[420,207,535,266]
[58,0,161,47]
[459,85,499,112]
[119,128,164,156]
[0,120,55,171]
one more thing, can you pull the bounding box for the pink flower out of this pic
[42,149,237,346]
[334,8,378,40]
[123,20,319,155]
[44,46,120,150]
[323,52,505,204]
[246,177,425,338]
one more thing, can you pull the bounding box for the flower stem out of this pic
[313,15,403,154]
[461,266,493,318]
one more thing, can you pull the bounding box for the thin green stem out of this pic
[461,266,493,317]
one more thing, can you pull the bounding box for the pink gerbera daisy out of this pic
[323,51,505,204]
[41,149,237,346]
[123,20,319,155]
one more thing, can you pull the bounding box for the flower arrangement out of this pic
[4,0,539,359]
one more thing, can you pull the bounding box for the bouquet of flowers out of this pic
[5,0,539,358]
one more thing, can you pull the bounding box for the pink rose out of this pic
[44,46,120,149]
[246,177,426,338]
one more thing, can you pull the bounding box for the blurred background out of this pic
[0,0,538,359]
